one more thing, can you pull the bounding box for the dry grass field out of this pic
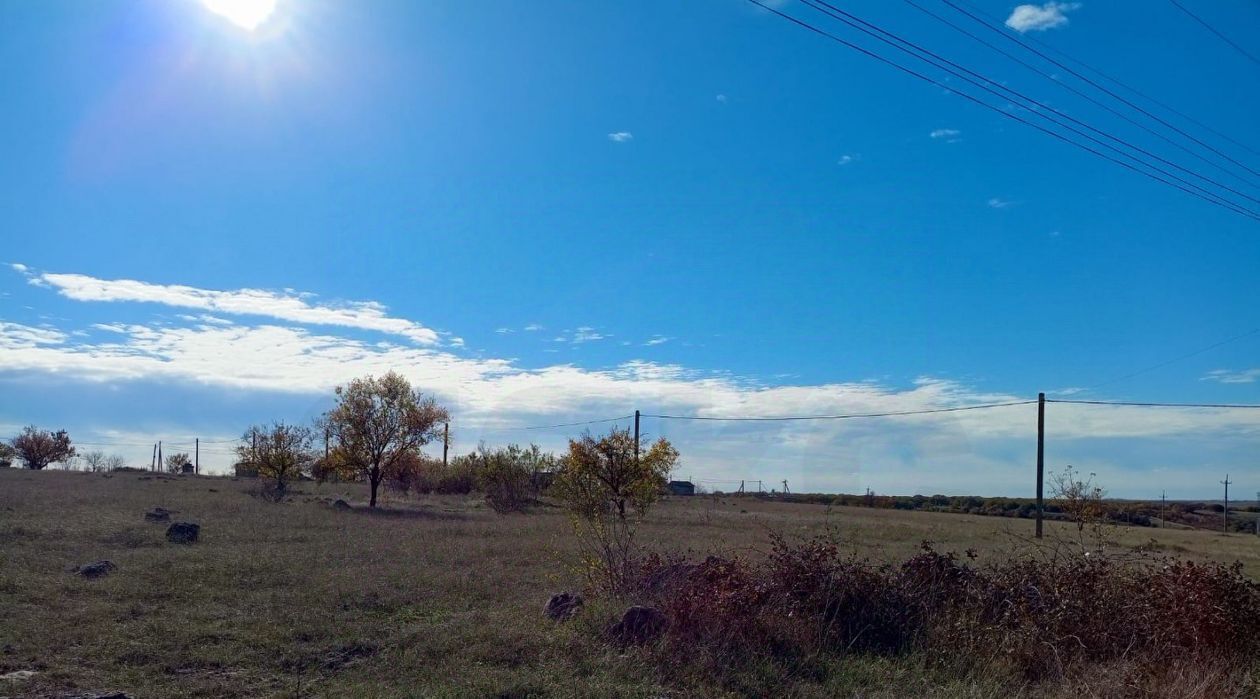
[2,468,1259,698]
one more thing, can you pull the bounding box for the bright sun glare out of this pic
[202,0,277,31]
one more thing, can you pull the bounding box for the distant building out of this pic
[668,480,695,496]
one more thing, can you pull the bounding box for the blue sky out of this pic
[1,0,1257,497]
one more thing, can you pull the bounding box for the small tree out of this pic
[11,426,76,470]
[103,454,127,471]
[237,422,315,500]
[164,452,193,474]
[475,443,554,513]
[0,442,14,468]
[1051,466,1108,552]
[81,450,108,472]
[322,372,449,508]
[554,427,678,591]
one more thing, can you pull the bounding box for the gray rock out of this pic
[165,521,200,544]
[608,605,667,645]
[144,507,172,523]
[332,499,352,511]
[544,592,584,621]
[74,561,116,579]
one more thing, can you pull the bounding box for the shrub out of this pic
[633,537,1260,690]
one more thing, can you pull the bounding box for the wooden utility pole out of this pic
[738,480,745,495]
[195,438,199,475]
[157,441,163,472]
[1035,392,1045,539]
[442,422,449,467]
[1160,490,1166,529]
[324,427,330,461]
[1221,474,1232,533]
[633,410,640,464]
[782,479,790,494]
[151,443,157,471]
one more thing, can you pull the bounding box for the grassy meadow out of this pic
[2,468,1259,698]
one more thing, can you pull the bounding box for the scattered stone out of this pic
[332,499,352,511]
[0,669,38,681]
[608,606,667,645]
[144,507,173,523]
[207,488,218,493]
[165,522,200,544]
[544,592,584,621]
[74,560,116,579]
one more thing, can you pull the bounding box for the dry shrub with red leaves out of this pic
[634,534,1260,687]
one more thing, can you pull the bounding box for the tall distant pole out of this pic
[157,441,163,472]
[633,410,640,464]
[151,443,157,471]
[1221,474,1232,533]
[1160,490,1166,529]
[1035,392,1046,539]
[442,422,449,467]
[195,438,199,476]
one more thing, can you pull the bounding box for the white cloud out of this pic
[1203,368,1260,384]
[495,328,513,334]
[15,267,440,345]
[523,324,543,332]
[716,94,728,103]
[9,263,28,274]
[607,132,634,143]
[645,335,671,346]
[929,128,961,142]
[1005,2,1080,33]
[0,321,66,348]
[987,197,1013,209]
[836,154,856,165]
[572,327,607,343]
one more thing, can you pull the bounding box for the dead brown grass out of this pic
[1,469,1257,697]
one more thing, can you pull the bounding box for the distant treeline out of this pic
[709,490,1260,531]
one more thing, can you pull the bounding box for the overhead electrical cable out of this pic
[1168,0,1260,68]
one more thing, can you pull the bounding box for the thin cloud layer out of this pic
[15,266,440,345]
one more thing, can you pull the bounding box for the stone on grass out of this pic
[544,592,584,621]
[332,499,352,511]
[608,605,667,645]
[144,507,172,523]
[74,561,116,579]
[165,522,200,544]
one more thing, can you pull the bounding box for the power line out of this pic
[938,0,1260,181]
[1046,399,1260,409]
[481,414,636,432]
[1168,0,1260,68]
[802,0,1260,211]
[1085,327,1260,390]
[946,0,1260,161]
[746,0,1260,221]
[647,399,1035,422]
[903,0,1260,191]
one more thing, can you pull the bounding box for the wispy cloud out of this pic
[607,132,634,143]
[572,327,607,343]
[523,323,543,332]
[495,327,513,334]
[987,197,1014,209]
[1005,2,1080,33]
[1202,368,1260,384]
[836,154,857,166]
[716,94,728,103]
[644,335,671,346]
[929,128,962,142]
[13,266,440,345]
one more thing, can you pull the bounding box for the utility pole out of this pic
[757,480,763,494]
[1035,392,1046,539]
[157,441,163,472]
[1160,490,1166,529]
[151,443,157,471]
[1221,474,1232,533]
[633,410,640,465]
[195,438,199,476]
[442,422,449,467]
[738,480,745,495]
[1255,491,1259,536]
[324,427,330,462]
[782,479,790,494]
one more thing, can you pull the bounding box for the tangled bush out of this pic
[633,536,1260,689]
